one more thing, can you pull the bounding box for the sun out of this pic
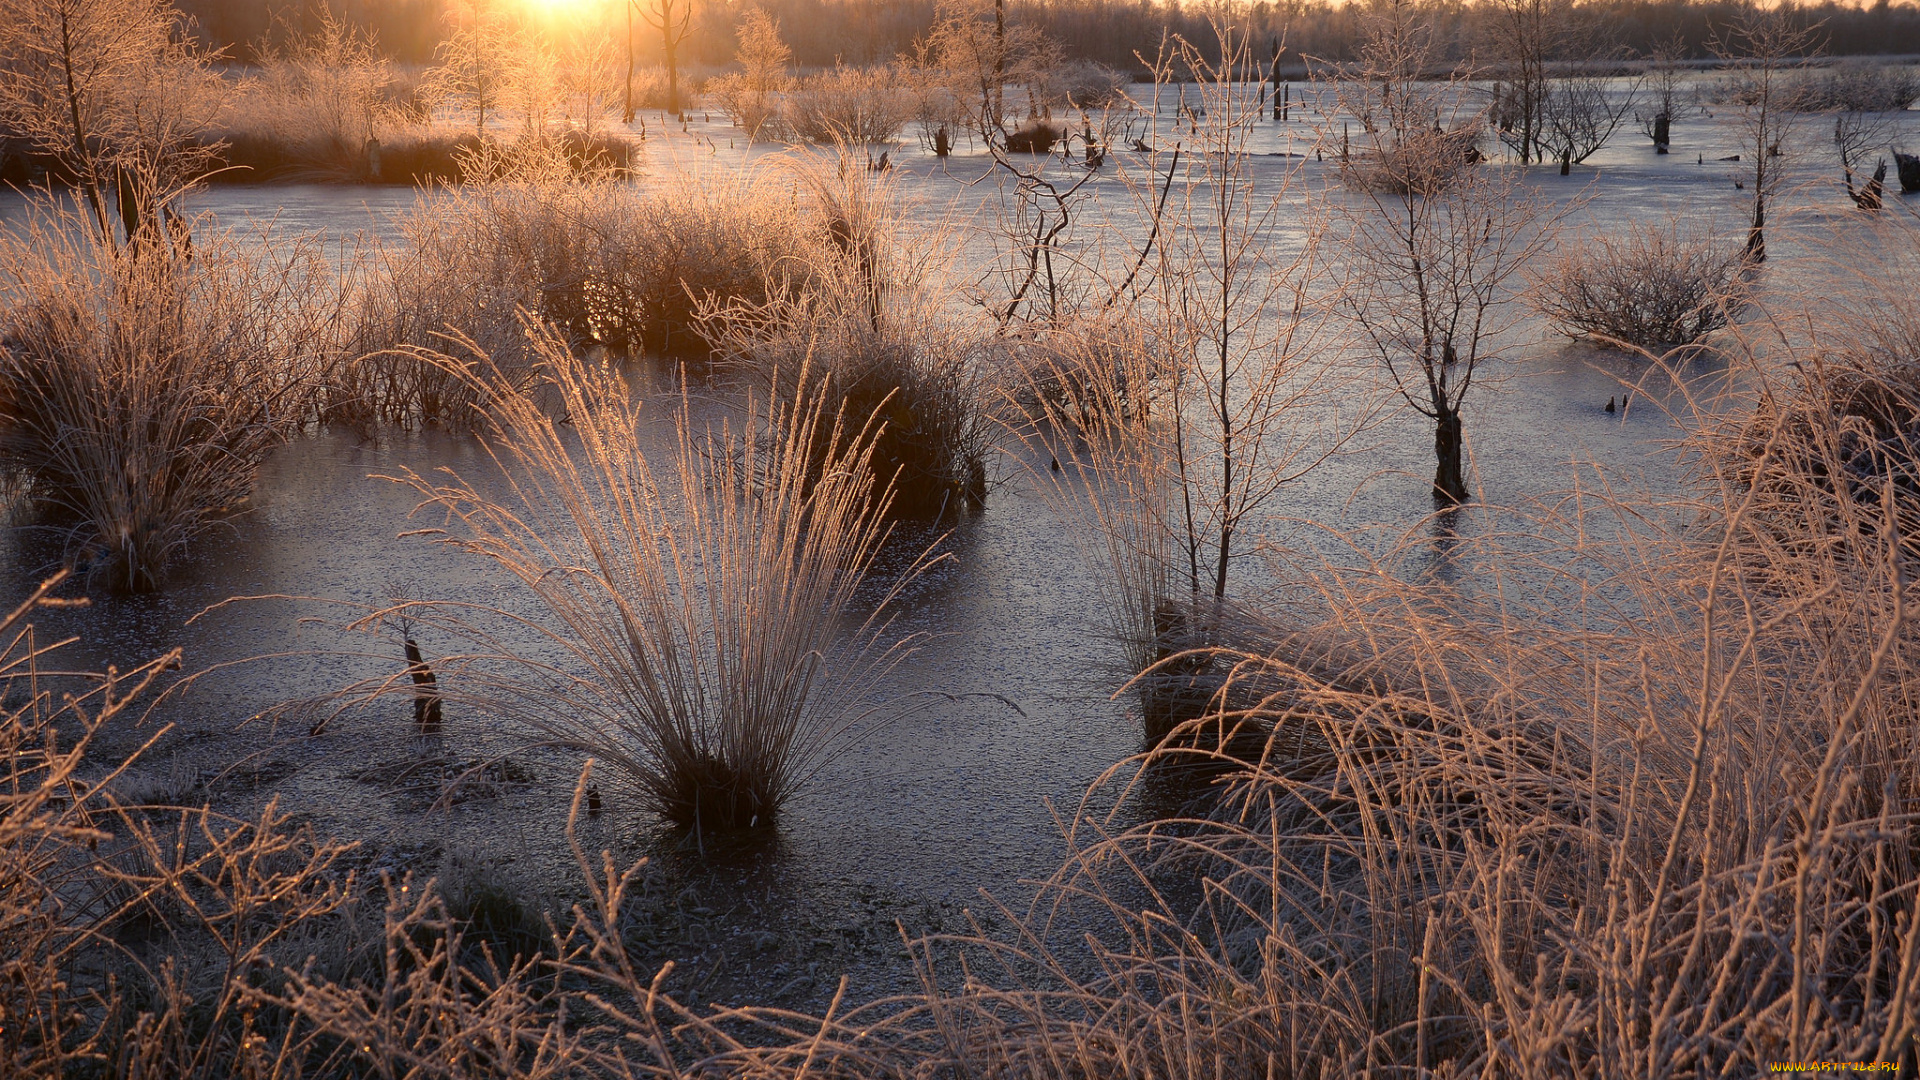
[517,0,603,21]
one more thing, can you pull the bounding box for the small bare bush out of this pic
[1534,221,1745,353]
[783,65,914,144]
[0,207,348,590]
[1045,59,1133,110]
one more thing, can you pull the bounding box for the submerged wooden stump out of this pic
[1897,151,1920,194]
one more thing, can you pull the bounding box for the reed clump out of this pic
[701,152,995,516]
[856,440,1920,1075]
[336,169,817,431]
[1702,343,1920,573]
[213,129,478,185]
[0,208,349,591]
[705,276,997,516]
[1535,220,1746,354]
[340,324,930,832]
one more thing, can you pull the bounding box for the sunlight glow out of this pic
[518,0,603,22]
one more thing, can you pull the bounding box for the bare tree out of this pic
[1110,30,1363,605]
[1539,61,1638,174]
[1710,8,1821,263]
[1834,107,1894,209]
[920,0,1051,148]
[427,1,522,140]
[0,0,221,247]
[710,8,789,139]
[1636,33,1691,152]
[506,27,561,140]
[1013,26,1366,733]
[560,23,623,139]
[253,9,394,160]
[901,35,970,155]
[1335,1,1560,504]
[622,0,636,122]
[1484,0,1569,164]
[636,0,693,119]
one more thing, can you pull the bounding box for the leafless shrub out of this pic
[1534,220,1745,353]
[783,65,915,144]
[1046,59,1133,110]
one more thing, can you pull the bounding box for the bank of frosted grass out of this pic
[7,113,1920,1080]
[36,307,1909,1075]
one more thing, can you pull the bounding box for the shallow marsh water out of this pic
[4,85,1918,1008]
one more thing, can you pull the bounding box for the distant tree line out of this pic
[174,0,1920,72]
[175,0,448,63]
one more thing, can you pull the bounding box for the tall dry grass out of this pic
[0,206,351,591]
[700,150,996,516]
[847,286,1920,1076]
[325,323,934,832]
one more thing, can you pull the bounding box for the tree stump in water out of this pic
[1653,113,1670,154]
[405,639,442,735]
[1853,160,1887,211]
[1896,151,1920,194]
[1005,122,1061,154]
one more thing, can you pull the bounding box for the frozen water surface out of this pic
[4,86,1917,1006]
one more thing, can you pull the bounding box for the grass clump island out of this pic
[5,2,1920,1077]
